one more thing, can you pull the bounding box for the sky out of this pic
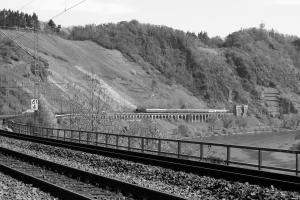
[1,0,299,38]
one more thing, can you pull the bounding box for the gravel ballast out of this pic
[0,136,299,200]
[0,171,57,200]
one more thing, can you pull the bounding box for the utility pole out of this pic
[69,97,72,129]
[91,69,95,132]
[5,72,9,99]
[33,19,40,126]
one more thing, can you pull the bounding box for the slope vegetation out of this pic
[0,28,206,119]
[69,21,300,117]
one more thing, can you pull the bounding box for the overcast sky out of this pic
[1,0,299,38]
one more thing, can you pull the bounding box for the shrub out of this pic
[174,124,190,137]
[235,117,248,129]
[282,114,300,129]
[279,98,297,115]
[207,115,218,132]
[222,115,235,128]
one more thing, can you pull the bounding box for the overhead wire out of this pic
[2,0,88,48]
[1,0,89,118]
[19,0,36,11]
[50,0,88,20]
[12,29,33,42]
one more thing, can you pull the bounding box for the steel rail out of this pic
[8,121,300,176]
[0,144,185,200]
[0,163,92,200]
[0,129,299,192]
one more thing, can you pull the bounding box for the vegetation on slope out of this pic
[0,9,38,29]
[0,39,31,115]
[69,21,240,106]
[69,21,300,117]
[0,38,51,126]
[224,27,300,92]
[0,9,60,33]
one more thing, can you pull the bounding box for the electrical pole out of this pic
[33,19,39,126]
[91,69,95,132]
[69,97,72,129]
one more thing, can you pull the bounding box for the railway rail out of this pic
[7,121,300,175]
[0,143,185,200]
[0,125,300,193]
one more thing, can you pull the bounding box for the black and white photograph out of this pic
[0,0,299,199]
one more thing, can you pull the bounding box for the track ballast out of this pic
[0,144,185,200]
[0,128,299,193]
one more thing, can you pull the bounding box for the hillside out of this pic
[69,21,300,117]
[0,28,207,129]
[0,39,32,115]
[1,20,300,132]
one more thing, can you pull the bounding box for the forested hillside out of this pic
[0,9,39,29]
[0,9,60,32]
[69,21,239,105]
[69,20,300,117]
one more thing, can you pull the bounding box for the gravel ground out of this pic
[0,171,57,200]
[0,136,299,200]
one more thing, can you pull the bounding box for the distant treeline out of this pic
[0,9,61,32]
[0,9,39,29]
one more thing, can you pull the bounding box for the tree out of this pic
[19,12,26,28]
[259,23,265,30]
[0,10,5,26]
[209,36,223,47]
[292,39,300,51]
[151,79,157,91]
[47,19,56,31]
[25,14,32,28]
[32,12,39,30]
[198,31,209,44]
[56,24,61,33]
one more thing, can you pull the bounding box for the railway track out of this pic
[0,145,185,200]
[0,129,300,193]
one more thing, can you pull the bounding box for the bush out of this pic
[279,98,298,115]
[282,114,300,129]
[174,124,190,137]
[222,115,235,128]
[235,117,248,129]
[207,115,218,132]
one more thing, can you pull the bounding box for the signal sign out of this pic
[31,99,39,111]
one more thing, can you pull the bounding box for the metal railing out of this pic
[6,121,300,176]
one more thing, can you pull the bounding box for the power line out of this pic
[19,0,36,11]
[0,29,34,57]
[50,0,88,20]
[12,30,33,41]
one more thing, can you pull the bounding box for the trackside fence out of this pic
[6,121,300,176]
